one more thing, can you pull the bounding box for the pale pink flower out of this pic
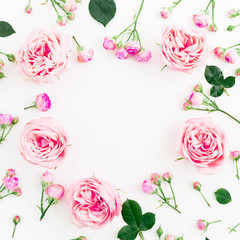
[177,118,225,174]
[64,0,77,12]
[57,17,67,26]
[214,47,224,58]
[183,101,191,110]
[188,92,204,106]
[197,220,207,231]
[67,177,122,229]
[125,41,141,55]
[3,176,19,191]
[225,50,238,64]
[193,182,201,191]
[25,5,32,14]
[17,29,69,84]
[115,48,129,59]
[36,93,51,112]
[193,12,209,28]
[166,234,175,240]
[135,50,151,62]
[160,8,171,19]
[142,180,157,194]
[41,171,53,183]
[230,151,240,158]
[150,173,160,184]
[6,169,16,177]
[103,37,117,50]
[162,172,173,182]
[0,114,13,125]
[20,117,68,169]
[77,49,94,63]
[46,184,64,199]
[159,26,209,72]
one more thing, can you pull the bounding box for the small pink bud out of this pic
[0,60,4,68]
[193,12,209,28]
[13,215,21,224]
[150,173,161,184]
[77,49,94,63]
[115,48,129,59]
[193,182,201,191]
[45,184,64,200]
[228,9,239,18]
[183,101,192,110]
[41,171,53,184]
[35,93,51,112]
[209,23,218,32]
[57,16,67,26]
[103,37,117,50]
[12,117,18,125]
[135,50,151,62]
[160,8,171,19]
[193,84,202,92]
[3,176,19,191]
[197,219,207,231]
[0,114,13,125]
[214,47,224,58]
[235,68,240,77]
[67,12,76,21]
[225,50,239,64]
[14,188,22,196]
[142,180,157,194]
[25,5,32,14]
[230,150,240,158]
[6,169,16,177]
[166,234,175,240]
[125,41,141,56]
[162,172,173,182]
[188,92,204,106]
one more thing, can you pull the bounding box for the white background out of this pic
[1,0,240,239]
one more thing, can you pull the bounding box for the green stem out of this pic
[169,182,177,208]
[0,125,7,142]
[133,0,145,31]
[172,0,182,9]
[225,43,240,50]
[190,107,217,112]
[40,186,44,213]
[205,0,213,11]
[0,51,8,57]
[50,0,60,17]
[12,224,17,238]
[200,191,211,207]
[138,231,145,240]
[209,220,221,225]
[28,0,31,5]
[211,0,215,24]
[40,199,54,221]
[135,30,142,49]
[0,192,13,199]
[218,109,240,124]
[53,0,68,14]
[1,125,13,142]
[72,36,83,51]
[229,223,240,233]
[235,160,240,180]
[0,186,6,193]
[114,22,134,39]
[224,88,229,96]
[201,91,218,108]
[158,184,167,201]
[24,104,36,110]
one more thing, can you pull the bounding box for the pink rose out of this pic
[142,179,157,194]
[103,37,117,50]
[115,48,129,59]
[197,220,207,231]
[36,93,51,112]
[0,114,13,125]
[160,8,171,19]
[230,150,240,158]
[159,26,209,72]
[3,176,19,191]
[6,169,16,177]
[46,184,64,199]
[67,177,122,229]
[77,49,94,63]
[162,172,173,182]
[20,117,68,169]
[193,12,210,28]
[188,92,204,105]
[214,47,224,58]
[224,50,238,64]
[150,173,160,184]
[25,5,32,14]
[64,0,77,12]
[166,234,175,240]
[177,118,225,174]
[135,50,152,62]
[125,41,141,56]
[41,171,53,183]
[17,29,69,84]
[193,182,201,191]
[14,188,22,196]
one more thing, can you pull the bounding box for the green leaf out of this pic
[214,188,232,204]
[89,0,116,27]
[206,238,210,240]
[121,199,142,228]
[205,65,224,86]
[0,21,15,37]
[117,225,138,240]
[223,76,235,88]
[210,85,224,97]
[140,212,155,231]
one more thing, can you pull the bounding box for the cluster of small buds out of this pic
[160,0,182,19]
[24,93,51,112]
[12,215,21,238]
[0,115,18,144]
[39,171,65,221]
[0,169,22,200]
[197,219,221,233]
[72,36,94,63]
[227,9,240,18]
[214,45,240,64]
[103,37,151,62]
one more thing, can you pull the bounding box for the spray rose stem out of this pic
[171,0,182,9]
[169,182,177,208]
[0,125,13,143]
[229,223,240,233]
[72,36,84,51]
[40,199,54,221]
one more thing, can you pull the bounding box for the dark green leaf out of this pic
[0,21,15,37]
[89,0,116,27]
[206,238,210,240]
[205,65,224,86]
[214,188,232,204]
[210,85,224,97]
[117,225,138,240]
[140,212,155,231]
[121,199,142,228]
[223,76,235,88]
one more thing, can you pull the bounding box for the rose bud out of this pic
[230,151,240,158]
[6,169,16,177]
[3,176,19,191]
[12,117,19,125]
[24,93,51,112]
[214,47,224,58]
[166,234,175,240]
[41,171,53,184]
[183,101,192,111]
[150,173,161,184]
[0,72,5,79]
[67,12,76,21]
[45,184,64,200]
[162,172,173,182]
[197,219,207,231]
[142,179,157,194]
[125,41,141,55]
[227,25,236,31]
[209,23,218,32]
[77,49,94,63]
[115,48,129,59]
[57,16,67,26]
[228,9,239,18]
[0,60,4,68]
[188,92,204,106]
[25,5,32,14]
[193,84,203,92]
[64,0,77,12]
[7,54,15,62]
[235,68,240,77]
[13,188,22,196]
[157,225,164,238]
[193,182,201,191]
[160,8,171,19]
[193,12,209,28]
[103,37,117,50]
[135,50,152,62]
[225,50,239,64]
[12,215,21,238]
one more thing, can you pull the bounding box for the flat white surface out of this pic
[1,0,240,239]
